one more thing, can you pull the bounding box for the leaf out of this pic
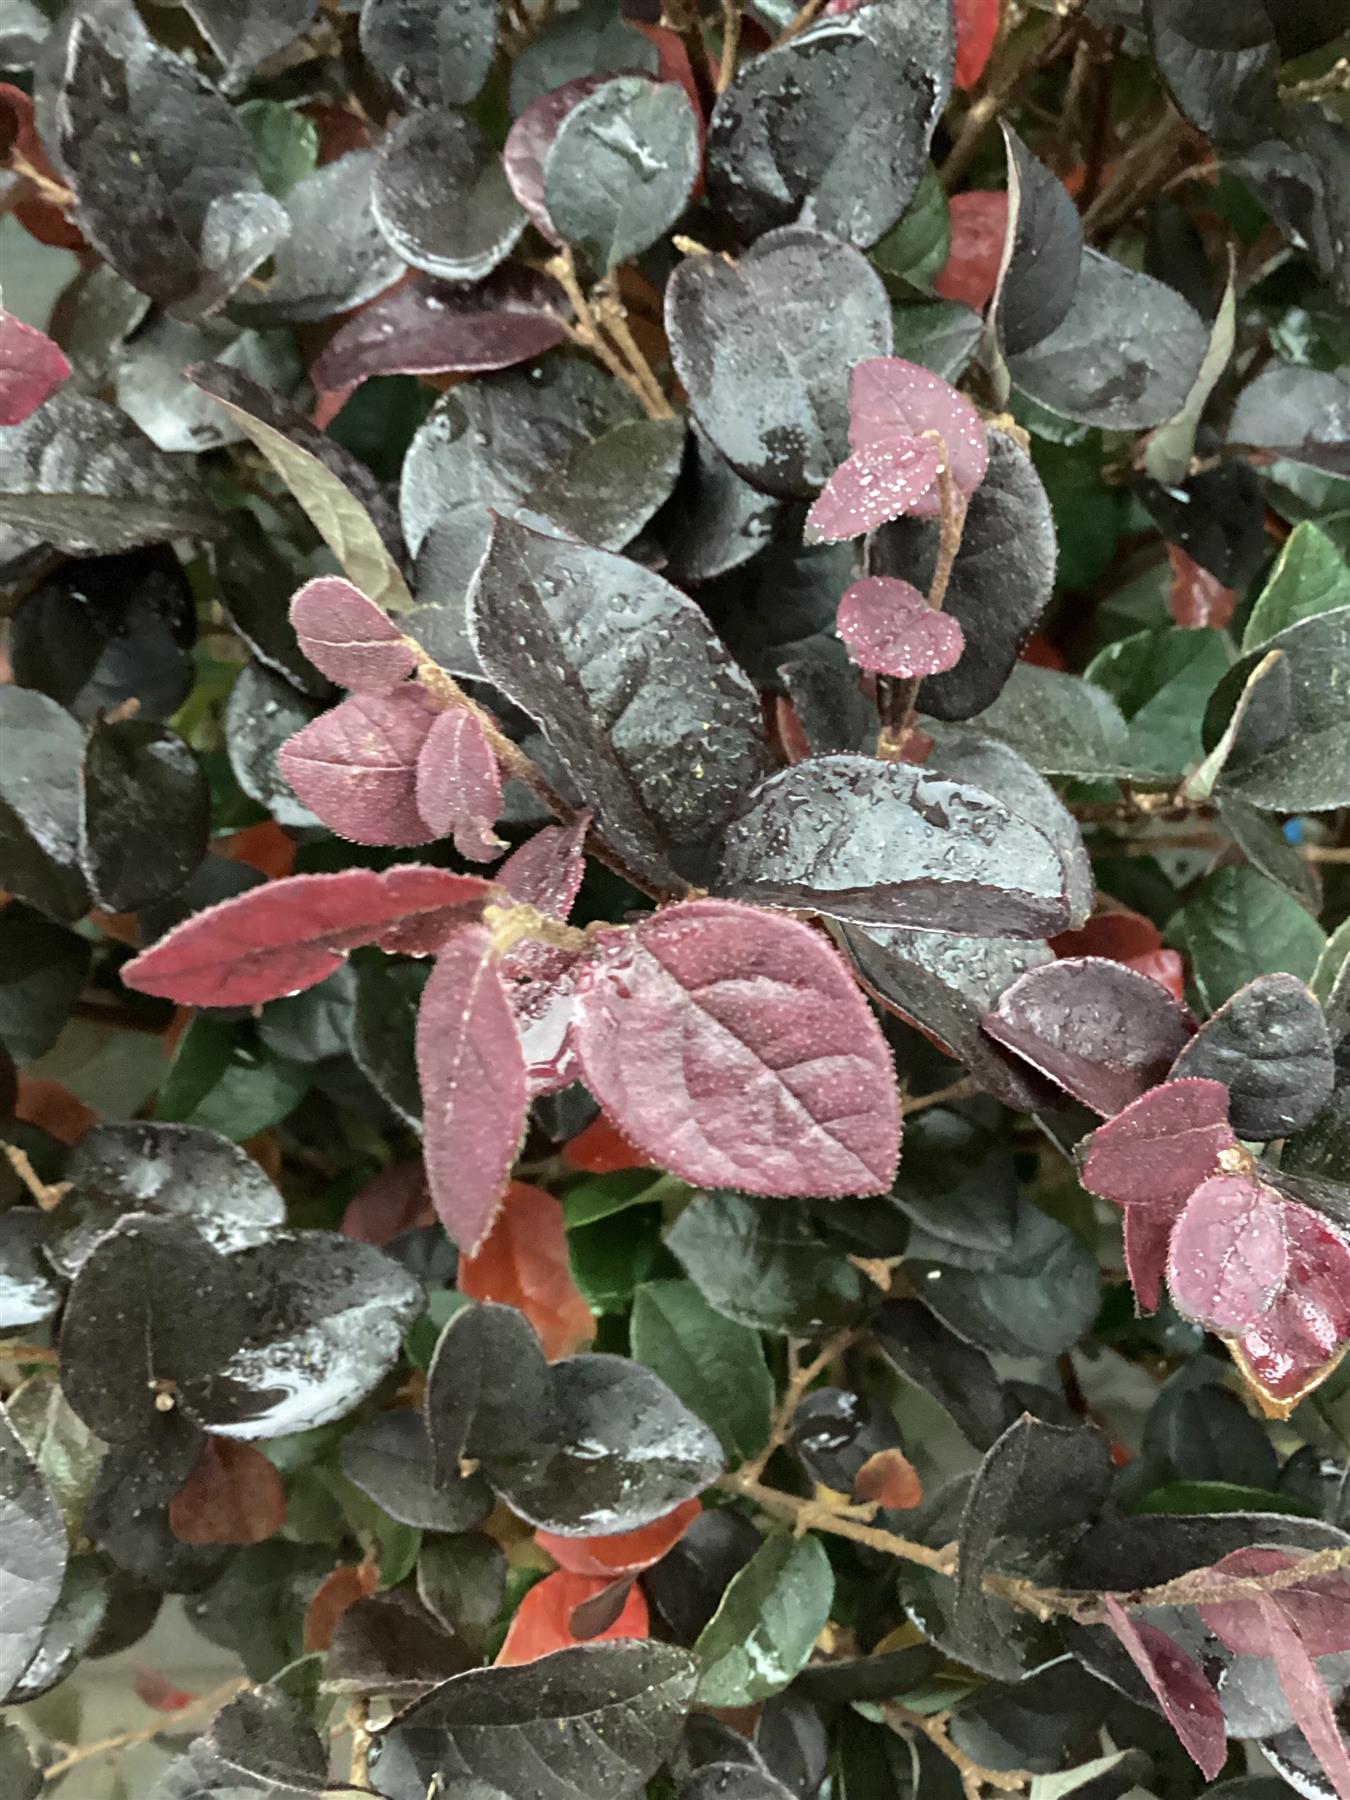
[279,688,439,847]
[869,160,950,287]
[1079,1077,1236,1213]
[849,357,989,498]
[367,1641,697,1800]
[572,899,898,1197]
[1228,1200,1350,1413]
[373,109,524,282]
[543,76,699,272]
[0,308,69,424]
[353,958,428,1127]
[873,432,1057,721]
[0,390,220,568]
[122,866,494,1007]
[497,817,589,922]
[1145,0,1280,145]
[168,1436,287,1546]
[0,1215,60,1338]
[991,128,1083,361]
[182,0,317,90]
[1007,250,1210,430]
[288,577,418,693]
[509,0,658,113]
[204,1684,331,1792]
[77,717,208,914]
[630,1281,773,1465]
[805,438,942,544]
[457,1181,594,1360]
[49,9,288,317]
[1100,1599,1226,1779]
[417,923,528,1254]
[425,1303,552,1489]
[0,1720,39,1800]
[1170,975,1334,1140]
[954,0,999,89]
[1088,624,1233,780]
[1243,522,1350,649]
[5,1375,104,1550]
[1206,607,1350,811]
[0,903,90,1063]
[1173,867,1327,1012]
[1166,1175,1291,1333]
[666,1190,868,1336]
[873,1298,1021,1451]
[666,225,894,498]
[238,98,319,197]
[497,1568,648,1666]
[982,957,1195,1117]
[188,363,412,615]
[717,754,1070,937]
[417,1534,506,1650]
[961,663,1141,780]
[705,3,952,247]
[1228,362,1350,473]
[694,1533,834,1707]
[0,1410,67,1702]
[359,0,498,108]
[340,1408,493,1533]
[415,708,505,863]
[470,519,766,892]
[791,1387,907,1497]
[536,1499,702,1579]
[1144,274,1237,488]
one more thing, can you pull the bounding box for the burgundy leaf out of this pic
[279,688,438,846]
[496,815,590,924]
[311,268,566,421]
[121,867,494,1007]
[289,576,419,692]
[983,958,1195,1117]
[1124,1207,1176,1315]
[804,437,942,544]
[168,1436,286,1546]
[503,73,617,242]
[1167,1175,1290,1334]
[340,1159,434,1245]
[849,356,989,500]
[0,308,71,425]
[1079,1079,1236,1216]
[1101,1597,1227,1779]
[570,898,899,1197]
[417,922,529,1251]
[836,575,965,678]
[1167,543,1236,631]
[1231,1201,1350,1413]
[415,708,505,863]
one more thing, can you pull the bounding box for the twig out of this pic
[545,250,665,419]
[717,0,742,90]
[347,1701,372,1788]
[1278,56,1349,104]
[885,1703,1031,1796]
[2,1143,68,1211]
[877,454,966,759]
[0,1342,60,1365]
[591,280,674,419]
[662,0,718,117]
[902,1076,978,1117]
[722,1469,960,1573]
[40,1678,249,1781]
[7,149,74,209]
[1077,27,1121,210]
[1081,105,1187,240]
[739,1326,859,1485]
[772,0,829,47]
[940,7,1082,193]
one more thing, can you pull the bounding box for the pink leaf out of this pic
[507,946,582,1098]
[417,922,529,1252]
[1102,1597,1227,1779]
[570,899,899,1197]
[1201,1548,1350,1660]
[496,815,590,924]
[848,357,989,498]
[279,689,437,846]
[122,867,494,1007]
[954,0,1000,90]
[934,191,1008,311]
[0,308,71,425]
[1166,1174,1289,1334]
[1231,1201,1350,1413]
[289,576,419,692]
[804,437,942,544]
[1124,1207,1176,1315]
[415,708,506,863]
[1079,1078,1236,1215]
[836,575,965,678]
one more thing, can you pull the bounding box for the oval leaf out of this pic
[289,576,418,693]
[836,576,965,677]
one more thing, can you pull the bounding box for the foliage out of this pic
[1,1,1348,1796]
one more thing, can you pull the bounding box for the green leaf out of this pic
[630,1280,773,1465]
[1215,793,1319,910]
[561,1169,687,1230]
[1132,1480,1318,1517]
[157,1018,310,1140]
[239,100,319,200]
[694,1531,834,1706]
[5,1379,105,1540]
[1033,437,1127,591]
[567,1206,661,1313]
[1142,273,1235,487]
[1171,866,1326,1011]
[1243,521,1350,649]
[1208,606,1350,810]
[871,164,949,290]
[958,664,1150,779]
[1086,627,1232,777]
[666,1190,867,1336]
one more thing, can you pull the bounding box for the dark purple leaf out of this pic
[571,898,899,1197]
[666,226,894,499]
[716,754,1071,936]
[373,109,525,282]
[1166,1174,1290,1333]
[78,717,208,914]
[0,310,70,425]
[416,921,528,1251]
[504,72,615,241]
[122,866,494,1006]
[339,1408,492,1534]
[359,0,498,109]
[288,576,419,693]
[0,1411,68,1702]
[1100,1598,1227,1779]
[655,426,787,587]
[804,438,942,544]
[982,957,1195,1116]
[0,685,91,923]
[991,126,1083,358]
[415,707,505,862]
[279,688,439,846]
[848,357,989,501]
[836,576,965,677]
[1169,973,1335,1140]
[873,1298,1022,1451]
[1228,363,1350,474]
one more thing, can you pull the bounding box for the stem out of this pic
[545,251,666,419]
[40,1678,249,1781]
[0,1342,60,1365]
[940,7,1081,193]
[717,0,742,90]
[1278,56,1348,103]
[772,0,829,48]
[2,1143,68,1211]
[591,281,674,419]
[739,1327,859,1485]
[901,1075,978,1117]
[877,455,966,760]
[884,1703,1031,1795]
[662,0,718,117]
[1081,105,1186,240]
[722,1470,959,1573]
[8,149,74,208]
[1076,28,1121,211]
[485,900,591,960]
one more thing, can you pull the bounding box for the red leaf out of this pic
[495,1569,649,1666]
[849,357,989,500]
[415,708,506,863]
[1079,1079,1236,1218]
[340,1159,434,1245]
[280,688,438,846]
[458,1180,594,1360]
[304,1563,378,1653]
[983,957,1195,1117]
[561,1114,652,1175]
[933,190,1008,311]
[1230,1202,1350,1413]
[805,438,942,544]
[1102,1597,1227,1779]
[1124,1206,1176,1314]
[289,576,419,692]
[1051,910,1187,1003]
[122,867,494,1007]
[836,575,965,678]
[1166,1174,1289,1334]
[417,922,529,1251]
[854,1448,923,1510]
[954,0,1000,89]
[536,1499,701,1577]
[496,816,590,924]
[134,1669,198,1712]
[168,1437,286,1546]
[1167,545,1237,631]
[571,899,899,1197]
[0,84,87,252]
[0,309,71,425]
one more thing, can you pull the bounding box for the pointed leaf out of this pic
[280,688,438,847]
[1230,1201,1350,1413]
[1169,974,1334,1140]
[457,1181,594,1360]
[0,1411,68,1702]
[289,577,418,693]
[694,1533,834,1707]
[836,576,965,677]
[1078,1078,1236,1215]
[991,128,1083,359]
[415,708,505,863]
[0,310,70,425]
[1100,1598,1226,1779]
[497,816,589,922]
[805,439,942,543]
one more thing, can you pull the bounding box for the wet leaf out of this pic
[359,0,498,108]
[1172,867,1326,1012]
[340,1408,493,1533]
[78,717,208,913]
[0,1410,67,1701]
[415,707,504,862]
[1167,1174,1292,1334]
[168,1436,287,1546]
[0,308,69,424]
[288,576,418,694]
[279,687,439,847]
[694,1533,834,1707]
[1206,607,1350,812]
[182,0,317,91]
[0,904,90,1064]
[1228,362,1350,474]
[537,1498,701,1579]
[836,576,964,677]
[497,1567,648,1665]
[374,109,524,282]
[1170,974,1334,1140]
[873,1298,1021,1451]
[630,1281,773,1465]
[1226,1200,1350,1412]
[1243,522,1350,650]
[992,127,1083,359]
